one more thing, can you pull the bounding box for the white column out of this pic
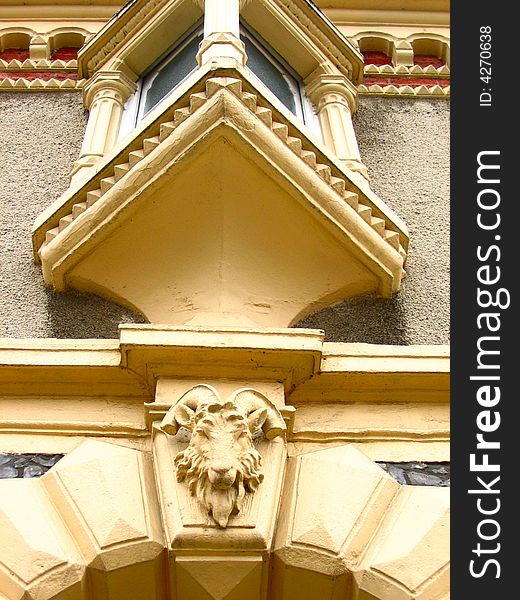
[196,0,247,66]
[71,71,136,183]
[307,74,369,181]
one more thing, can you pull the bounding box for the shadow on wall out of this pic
[44,288,146,338]
[294,292,410,344]
[44,285,408,342]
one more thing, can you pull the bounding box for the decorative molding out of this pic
[83,0,170,77]
[360,61,450,96]
[270,0,362,81]
[0,4,121,21]
[159,384,285,527]
[0,77,85,91]
[350,30,450,76]
[0,26,91,56]
[0,332,449,452]
[197,32,247,66]
[0,58,77,70]
[0,26,92,91]
[343,30,450,61]
[324,8,449,28]
[290,342,450,404]
[364,62,450,76]
[358,82,450,97]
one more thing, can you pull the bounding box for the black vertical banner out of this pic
[451,2,514,598]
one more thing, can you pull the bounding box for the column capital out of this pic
[305,73,368,181]
[305,73,358,114]
[84,70,137,109]
[197,32,247,66]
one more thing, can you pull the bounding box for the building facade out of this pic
[0,1,450,598]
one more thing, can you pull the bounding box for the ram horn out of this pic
[160,384,220,435]
[233,389,286,440]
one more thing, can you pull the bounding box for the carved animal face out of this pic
[174,399,267,527]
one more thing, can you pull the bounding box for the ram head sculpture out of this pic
[159,384,286,528]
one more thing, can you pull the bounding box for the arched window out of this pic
[120,21,315,138]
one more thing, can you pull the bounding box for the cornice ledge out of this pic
[289,343,450,404]
[0,336,450,402]
[0,337,120,366]
[321,8,450,28]
[120,324,324,393]
[0,327,324,397]
[321,342,450,370]
[0,336,450,449]
[0,338,150,414]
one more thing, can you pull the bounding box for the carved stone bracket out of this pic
[159,384,286,527]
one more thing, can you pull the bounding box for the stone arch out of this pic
[48,28,90,59]
[406,33,450,67]
[0,28,34,55]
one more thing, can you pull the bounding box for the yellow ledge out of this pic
[0,328,449,457]
[0,77,85,91]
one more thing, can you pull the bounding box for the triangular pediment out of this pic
[33,69,406,328]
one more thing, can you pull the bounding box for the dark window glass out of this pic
[242,36,297,115]
[134,23,307,125]
[143,33,202,115]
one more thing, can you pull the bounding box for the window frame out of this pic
[119,19,319,140]
[240,21,317,130]
[119,20,203,139]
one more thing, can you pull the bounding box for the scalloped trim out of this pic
[0,58,77,70]
[364,63,450,76]
[358,83,450,97]
[0,77,85,91]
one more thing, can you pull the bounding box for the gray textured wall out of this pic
[0,93,448,343]
[0,93,142,338]
[296,97,450,344]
